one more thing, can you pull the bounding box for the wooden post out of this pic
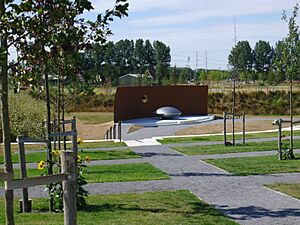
[118,121,122,142]
[278,120,282,160]
[223,112,227,146]
[113,124,116,139]
[232,113,235,145]
[106,130,109,140]
[109,127,113,139]
[242,112,246,145]
[18,136,31,212]
[71,117,78,158]
[53,119,57,151]
[61,151,77,225]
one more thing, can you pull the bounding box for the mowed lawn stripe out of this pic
[173,140,300,156]
[204,155,300,176]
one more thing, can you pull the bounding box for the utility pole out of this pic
[233,17,237,113]
[195,50,198,84]
[205,50,208,74]
[232,17,237,145]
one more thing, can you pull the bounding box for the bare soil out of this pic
[176,119,294,136]
[74,119,113,140]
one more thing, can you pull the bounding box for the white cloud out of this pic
[128,0,300,26]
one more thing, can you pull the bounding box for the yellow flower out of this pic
[85,156,91,163]
[38,160,45,170]
[77,138,83,145]
[51,150,59,157]
[77,155,81,163]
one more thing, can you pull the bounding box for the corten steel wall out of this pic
[114,86,208,122]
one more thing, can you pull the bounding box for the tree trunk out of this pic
[290,78,295,158]
[0,1,15,224]
[43,50,54,211]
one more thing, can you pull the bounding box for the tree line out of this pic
[80,39,171,85]
[228,5,300,85]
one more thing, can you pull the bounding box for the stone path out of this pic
[3,140,300,224]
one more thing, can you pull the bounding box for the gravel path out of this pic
[2,142,300,224]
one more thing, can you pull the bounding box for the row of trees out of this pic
[80,39,171,84]
[228,6,300,85]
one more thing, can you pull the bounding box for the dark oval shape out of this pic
[154,106,182,119]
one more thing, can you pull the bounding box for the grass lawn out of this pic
[0,190,238,225]
[0,149,139,164]
[266,183,300,199]
[173,140,300,156]
[67,112,113,124]
[77,141,126,149]
[0,141,126,155]
[160,130,300,144]
[83,163,169,183]
[205,155,300,176]
[2,163,169,186]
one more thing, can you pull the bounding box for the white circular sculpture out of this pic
[154,106,182,119]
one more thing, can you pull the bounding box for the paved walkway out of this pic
[3,139,300,224]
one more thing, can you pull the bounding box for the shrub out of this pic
[0,92,46,141]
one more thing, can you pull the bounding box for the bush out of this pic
[0,92,46,141]
[208,91,300,115]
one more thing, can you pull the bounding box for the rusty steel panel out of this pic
[114,86,208,122]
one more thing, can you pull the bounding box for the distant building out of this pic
[118,73,154,87]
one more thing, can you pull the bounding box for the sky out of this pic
[86,0,300,70]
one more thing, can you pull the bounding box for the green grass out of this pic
[173,140,300,156]
[68,112,113,124]
[3,163,169,186]
[160,130,300,144]
[4,140,123,155]
[83,163,170,183]
[204,155,300,176]
[266,183,300,199]
[0,149,139,164]
[0,141,126,155]
[0,190,238,225]
[79,149,141,161]
[78,141,126,149]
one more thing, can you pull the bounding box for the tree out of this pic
[273,40,287,82]
[153,41,171,83]
[253,40,273,81]
[228,40,253,74]
[275,4,300,159]
[144,40,155,73]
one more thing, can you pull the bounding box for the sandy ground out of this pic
[175,119,293,136]
[76,120,114,140]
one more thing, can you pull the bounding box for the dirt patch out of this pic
[70,119,113,140]
[176,119,293,136]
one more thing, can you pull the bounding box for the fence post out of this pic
[71,117,78,158]
[109,127,113,139]
[278,120,282,160]
[232,113,235,145]
[53,119,57,151]
[113,124,116,139]
[242,112,246,145]
[18,136,31,212]
[223,112,227,146]
[61,151,77,225]
[118,121,122,142]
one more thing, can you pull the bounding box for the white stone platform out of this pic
[122,115,215,127]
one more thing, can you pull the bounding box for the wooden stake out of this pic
[61,151,77,225]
